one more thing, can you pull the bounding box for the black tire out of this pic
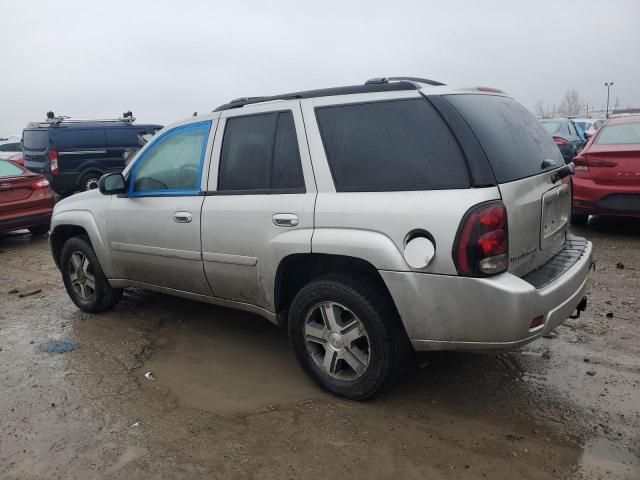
[79,172,102,191]
[571,213,589,226]
[60,235,122,313]
[28,224,49,235]
[288,274,410,400]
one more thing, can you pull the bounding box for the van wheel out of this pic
[288,274,409,400]
[60,236,122,313]
[80,172,102,191]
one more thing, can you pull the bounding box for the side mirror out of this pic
[98,172,126,195]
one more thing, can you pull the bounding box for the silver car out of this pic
[50,77,592,399]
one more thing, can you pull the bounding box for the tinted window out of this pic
[596,123,640,145]
[218,111,304,191]
[106,128,143,147]
[446,95,564,183]
[22,130,48,150]
[316,99,469,191]
[133,122,210,194]
[0,161,23,177]
[54,128,106,149]
[0,142,20,152]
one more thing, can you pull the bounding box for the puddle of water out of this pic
[141,308,325,413]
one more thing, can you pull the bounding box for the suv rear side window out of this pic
[218,111,305,192]
[315,99,470,192]
[445,94,564,183]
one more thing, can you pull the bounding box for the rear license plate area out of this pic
[541,183,570,250]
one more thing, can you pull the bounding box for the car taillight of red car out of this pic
[453,201,509,276]
[31,178,50,190]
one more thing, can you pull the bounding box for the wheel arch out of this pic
[50,211,119,278]
[274,253,401,325]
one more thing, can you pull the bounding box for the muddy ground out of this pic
[0,217,638,479]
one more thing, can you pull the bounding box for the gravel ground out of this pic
[0,216,638,479]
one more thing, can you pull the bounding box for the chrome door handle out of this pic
[272,213,299,227]
[173,212,193,223]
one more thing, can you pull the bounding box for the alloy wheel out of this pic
[304,301,371,380]
[68,251,96,300]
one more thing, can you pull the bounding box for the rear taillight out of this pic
[573,155,617,171]
[553,137,568,145]
[453,202,508,276]
[31,178,50,190]
[49,149,59,174]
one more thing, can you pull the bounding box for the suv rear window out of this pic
[22,130,48,150]
[445,94,564,183]
[315,99,470,192]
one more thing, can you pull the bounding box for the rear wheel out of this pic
[79,172,102,191]
[571,213,589,226]
[60,236,122,312]
[288,274,409,400]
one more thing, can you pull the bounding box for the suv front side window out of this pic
[217,111,305,193]
[130,121,211,196]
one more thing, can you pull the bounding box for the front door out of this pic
[107,120,215,295]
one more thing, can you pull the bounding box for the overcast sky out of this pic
[1,0,638,134]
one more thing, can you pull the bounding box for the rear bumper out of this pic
[43,173,78,193]
[381,237,593,351]
[573,176,640,217]
[0,211,53,233]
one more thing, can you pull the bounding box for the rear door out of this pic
[201,101,316,311]
[444,94,570,277]
[55,128,108,174]
[23,129,51,174]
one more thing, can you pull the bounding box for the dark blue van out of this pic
[23,113,162,195]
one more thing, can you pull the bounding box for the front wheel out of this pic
[288,274,409,400]
[60,236,122,312]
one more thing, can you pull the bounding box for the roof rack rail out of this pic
[365,76,445,87]
[213,81,420,112]
[29,111,137,127]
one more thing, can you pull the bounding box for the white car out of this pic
[0,135,22,160]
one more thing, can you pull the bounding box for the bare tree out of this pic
[534,100,546,118]
[558,89,583,116]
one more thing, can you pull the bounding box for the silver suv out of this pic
[50,77,592,399]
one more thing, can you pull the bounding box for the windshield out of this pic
[541,122,562,133]
[596,123,640,145]
[22,130,48,150]
[444,94,564,183]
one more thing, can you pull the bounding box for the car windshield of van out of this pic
[596,123,640,145]
[22,130,48,150]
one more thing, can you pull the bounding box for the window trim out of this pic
[314,98,472,192]
[128,120,212,197]
[216,110,306,194]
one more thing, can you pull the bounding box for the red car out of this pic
[0,160,54,235]
[8,153,25,167]
[572,116,640,224]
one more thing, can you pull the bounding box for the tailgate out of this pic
[498,171,571,277]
